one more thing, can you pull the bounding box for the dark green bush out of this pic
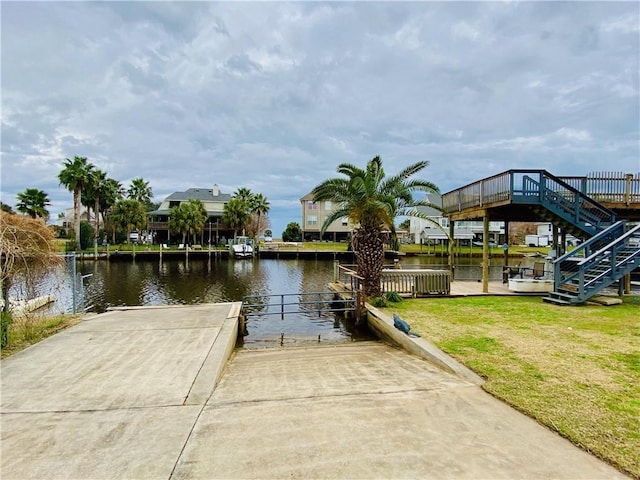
[384,291,403,303]
[79,221,95,249]
[1,311,12,348]
[370,296,387,308]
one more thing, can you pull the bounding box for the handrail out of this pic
[551,220,639,297]
[442,169,618,226]
[515,172,616,232]
[554,221,625,265]
[580,223,640,265]
[241,291,356,319]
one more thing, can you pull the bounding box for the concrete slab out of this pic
[1,304,236,412]
[1,303,240,480]
[174,343,628,480]
[1,304,629,480]
[2,406,201,480]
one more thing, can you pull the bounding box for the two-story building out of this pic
[300,192,353,242]
[409,194,504,246]
[148,184,233,245]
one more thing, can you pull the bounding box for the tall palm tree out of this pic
[58,156,95,246]
[222,197,250,238]
[312,156,439,298]
[84,169,107,235]
[234,187,253,204]
[101,178,124,243]
[250,193,270,240]
[16,188,50,219]
[127,177,153,206]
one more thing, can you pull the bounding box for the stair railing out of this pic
[514,172,616,235]
[553,221,640,297]
[552,221,627,292]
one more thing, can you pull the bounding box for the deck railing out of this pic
[559,172,640,205]
[335,263,450,297]
[442,171,512,212]
[443,170,639,214]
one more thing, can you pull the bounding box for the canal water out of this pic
[16,256,536,347]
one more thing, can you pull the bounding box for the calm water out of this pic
[16,255,545,346]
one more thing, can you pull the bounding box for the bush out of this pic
[1,311,11,348]
[370,296,387,308]
[384,291,403,303]
[282,222,302,242]
[79,221,95,249]
[65,240,79,252]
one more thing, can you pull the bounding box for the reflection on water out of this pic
[20,255,550,346]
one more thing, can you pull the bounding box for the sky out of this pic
[1,1,639,237]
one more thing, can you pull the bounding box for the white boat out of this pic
[230,236,254,258]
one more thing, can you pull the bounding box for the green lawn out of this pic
[383,295,640,478]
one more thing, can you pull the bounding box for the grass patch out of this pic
[1,314,81,359]
[386,295,640,478]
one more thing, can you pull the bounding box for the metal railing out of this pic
[241,291,357,320]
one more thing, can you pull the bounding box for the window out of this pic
[169,201,180,208]
[324,201,332,210]
[440,218,449,228]
[307,201,317,210]
[341,217,348,226]
[307,215,318,226]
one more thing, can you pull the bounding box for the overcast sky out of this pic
[2,1,639,236]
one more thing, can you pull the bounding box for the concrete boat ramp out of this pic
[1,304,627,479]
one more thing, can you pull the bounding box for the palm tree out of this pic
[312,156,439,298]
[58,156,95,246]
[16,188,50,219]
[127,178,153,206]
[101,178,124,243]
[110,199,147,244]
[222,197,251,238]
[234,187,253,204]
[168,199,207,245]
[250,193,270,241]
[84,169,107,237]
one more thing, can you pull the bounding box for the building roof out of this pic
[165,188,232,202]
[148,186,232,217]
[421,227,475,240]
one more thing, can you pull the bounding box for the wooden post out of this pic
[482,214,489,293]
[449,221,455,281]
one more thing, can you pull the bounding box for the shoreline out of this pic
[71,249,535,261]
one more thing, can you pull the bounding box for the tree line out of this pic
[9,155,271,249]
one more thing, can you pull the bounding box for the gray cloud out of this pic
[2,1,638,235]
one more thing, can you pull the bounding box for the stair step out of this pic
[543,296,574,305]
[549,291,578,301]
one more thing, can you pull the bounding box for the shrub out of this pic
[384,291,403,303]
[79,221,94,249]
[1,311,11,348]
[370,296,387,308]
